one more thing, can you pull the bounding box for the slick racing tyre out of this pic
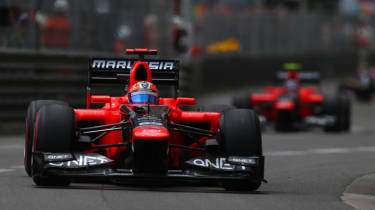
[25,100,68,177]
[232,91,253,109]
[324,95,351,132]
[32,104,75,186]
[218,109,263,191]
[197,104,234,114]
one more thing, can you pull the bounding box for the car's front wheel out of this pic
[324,95,351,132]
[218,109,263,191]
[31,104,76,186]
[25,100,68,177]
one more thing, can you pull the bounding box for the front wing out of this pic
[32,152,265,184]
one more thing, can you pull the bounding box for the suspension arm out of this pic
[168,122,216,137]
[80,121,130,132]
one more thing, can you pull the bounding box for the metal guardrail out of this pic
[0,50,101,121]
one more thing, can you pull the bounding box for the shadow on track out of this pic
[33,182,270,195]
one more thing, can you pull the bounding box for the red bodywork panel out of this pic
[74,98,220,167]
[133,126,170,140]
[275,101,295,110]
[75,58,220,168]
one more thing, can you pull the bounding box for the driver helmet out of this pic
[285,79,298,94]
[128,81,159,104]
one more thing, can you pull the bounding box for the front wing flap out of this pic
[32,152,264,183]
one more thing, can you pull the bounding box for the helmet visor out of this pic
[130,94,158,104]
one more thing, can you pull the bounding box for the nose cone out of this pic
[275,101,295,110]
[133,126,169,140]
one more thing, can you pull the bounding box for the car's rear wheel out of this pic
[32,104,76,186]
[218,109,263,191]
[324,95,351,132]
[25,100,68,177]
[232,91,253,109]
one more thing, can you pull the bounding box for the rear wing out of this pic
[86,49,180,108]
[89,58,179,86]
[276,71,321,84]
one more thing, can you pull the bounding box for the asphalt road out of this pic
[0,98,375,210]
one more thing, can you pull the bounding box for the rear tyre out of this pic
[218,109,263,191]
[324,95,351,132]
[232,91,253,109]
[31,104,76,186]
[25,100,68,177]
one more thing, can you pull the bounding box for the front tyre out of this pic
[31,104,76,186]
[218,109,263,191]
[324,95,351,132]
[25,100,68,177]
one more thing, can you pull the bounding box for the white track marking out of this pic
[266,146,375,157]
[265,151,306,156]
[351,125,368,133]
[310,148,351,154]
[10,165,24,169]
[356,146,375,152]
[0,169,15,173]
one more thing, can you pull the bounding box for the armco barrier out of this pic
[0,49,112,122]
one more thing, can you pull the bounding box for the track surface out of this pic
[1,98,375,209]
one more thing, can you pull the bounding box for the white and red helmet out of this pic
[128,81,159,104]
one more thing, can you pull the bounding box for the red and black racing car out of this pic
[232,63,351,132]
[24,49,264,191]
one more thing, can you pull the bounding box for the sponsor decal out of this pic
[44,153,73,162]
[186,157,251,171]
[227,156,257,166]
[47,153,113,168]
[305,116,335,126]
[193,157,234,170]
[140,81,150,88]
[138,122,164,126]
[91,59,175,70]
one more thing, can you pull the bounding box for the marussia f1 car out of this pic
[232,63,351,132]
[24,49,265,191]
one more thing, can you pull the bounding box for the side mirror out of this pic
[91,95,111,104]
[176,97,195,106]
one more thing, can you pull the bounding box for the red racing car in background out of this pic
[24,49,264,191]
[232,63,351,132]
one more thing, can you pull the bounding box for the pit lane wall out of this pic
[0,50,360,134]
